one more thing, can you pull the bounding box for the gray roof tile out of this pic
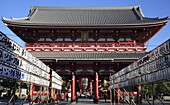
[30,52,146,60]
[2,6,168,27]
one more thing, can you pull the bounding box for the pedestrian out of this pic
[130,97,133,104]
[104,92,107,102]
[160,92,164,100]
[66,93,69,101]
[76,95,78,103]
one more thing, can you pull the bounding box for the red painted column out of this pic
[51,88,55,99]
[57,90,61,103]
[71,72,76,102]
[93,72,99,103]
[39,86,42,103]
[117,88,120,103]
[138,85,142,104]
[115,83,120,103]
[56,90,59,101]
[56,90,58,101]
[30,83,34,102]
[90,81,92,95]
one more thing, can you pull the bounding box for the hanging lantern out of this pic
[79,78,88,91]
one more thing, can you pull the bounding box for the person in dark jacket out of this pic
[76,95,78,103]
[66,93,69,101]
[104,92,107,102]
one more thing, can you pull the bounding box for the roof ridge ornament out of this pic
[137,5,144,17]
[132,6,143,20]
[29,8,38,20]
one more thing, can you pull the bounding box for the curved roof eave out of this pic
[1,14,168,27]
[2,20,168,29]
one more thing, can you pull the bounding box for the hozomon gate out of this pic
[2,5,168,103]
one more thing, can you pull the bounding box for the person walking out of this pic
[104,91,107,102]
[66,93,69,101]
[76,95,78,103]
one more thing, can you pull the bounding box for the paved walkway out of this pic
[60,98,112,105]
[1,98,170,105]
[60,98,170,105]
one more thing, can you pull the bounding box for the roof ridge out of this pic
[31,5,140,10]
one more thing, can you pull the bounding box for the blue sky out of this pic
[0,0,169,51]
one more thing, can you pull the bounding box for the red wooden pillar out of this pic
[51,88,55,99]
[138,85,142,104]
[90,81,92,95]
[117,88,120,103]
[115,83,120,103]
[93,72,99,103]
[56,90,61,104]
[71,72,76,102]
[30,83,34,102]
[56,90,59,101]
[39,86,42,103]
[55,90,58,101]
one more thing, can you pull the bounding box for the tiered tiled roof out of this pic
[2,6,168,27]
[30,52,146,60]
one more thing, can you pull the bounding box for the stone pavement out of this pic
[1,98,170,105]
[60,98,112,105]
[60,98,170,105]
